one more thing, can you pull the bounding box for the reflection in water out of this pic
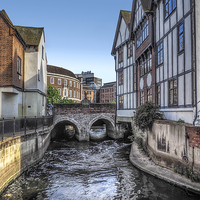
[0,140,199,200]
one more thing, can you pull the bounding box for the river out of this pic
[0,139,199,200]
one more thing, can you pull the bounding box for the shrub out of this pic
[134,101,163,131]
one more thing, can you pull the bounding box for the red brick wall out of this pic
[0,17,24,89]
[186,126,200,148]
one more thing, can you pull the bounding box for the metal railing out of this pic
[0,116,53,142]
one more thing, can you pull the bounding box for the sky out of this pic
[1,0,132,84]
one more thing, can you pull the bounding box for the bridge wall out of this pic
[53,103,124,141]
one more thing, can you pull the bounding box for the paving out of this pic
[129,142,200,195]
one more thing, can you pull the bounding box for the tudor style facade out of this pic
[112,0,200,124]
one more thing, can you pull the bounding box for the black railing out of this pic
[0,116,53,142]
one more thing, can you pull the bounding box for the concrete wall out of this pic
[0,126,53,194]
[147,120,200,173]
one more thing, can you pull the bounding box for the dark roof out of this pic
[101,82,116,88]
[0,10,13,27]
[121,10,132,29]
[47,65,76,78]
[15,26,44,45]
[83,85,93,90]
[140,0,152,12]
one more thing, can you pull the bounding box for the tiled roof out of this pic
[83,85,93,90]
[140,0,151,12]
[47,65,76,78]
[15,26,44,45]
[121,10,132,29]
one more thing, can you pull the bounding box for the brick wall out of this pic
[54,103,116,115]
[0,17,24,89]
[186,126,200,148]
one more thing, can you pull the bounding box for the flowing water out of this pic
[1,139,199,200]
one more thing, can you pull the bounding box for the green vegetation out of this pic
[177,118,185,123]
[47,84,75,104]
[134,101,163,131]
[111,101,116,104]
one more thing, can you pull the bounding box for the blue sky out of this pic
[1,0,132,84]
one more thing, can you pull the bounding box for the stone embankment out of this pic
[0,126,53,194]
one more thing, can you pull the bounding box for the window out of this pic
[70,90,72,97]
[147,88,152,102]
[169,79,177,106]
[74,82,76,87]
[133,65,137,91]
[58,88,61,95]
[38,69,40,81]
[140,91,144,105]
[118,70,123,85]
[165,0,176,19]
[70,81,72,86]
[128,42,133,58]
[118,46,123,63]
[157,85,161,106]
[140,59,145,77]
[74,90,76,97]
[50,77,54,84]
[17,56,21,74]
[136,19,149,48]
[119,95,123,109]
[64,80,67,85]
[64,89,67,96]
[178,23,184,52]
[58,78,61,85]
[147,52,152,72]
[158,42,163,65]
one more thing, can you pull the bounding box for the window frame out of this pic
[118,70,123,85]
[147,88,152,102]
[156,85,161,106]
[127,42,133,58]
[50,77,54,84]
[157,42,163,65]
[17,56,21,75]
[169,79,178,106]
[178,23,184,52]
[118,46,123,63]
[58,78,61,85]
[164,0,177,19]
[140,91,145,105]
[119,95,123,110]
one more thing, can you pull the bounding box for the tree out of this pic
[47,84,75,104]
[134,101,163,131]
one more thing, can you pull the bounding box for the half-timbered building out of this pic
[112,0,200,125]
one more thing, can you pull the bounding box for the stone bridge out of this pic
[52,100,124,141]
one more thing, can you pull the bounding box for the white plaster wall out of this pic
[168,33,172,78]
[177,0,183,21]
[164,37,168,80]
[185,73,192,105]
[117,110,134,117]
[160,1,164,39]
[178,75,184,106]
[116,18,127,47]
[173,28,178,76]
[160,108,194,124]
[24,52,38,89]
[170,11,177,28]
[195,0,200,115]
[156,6,160,42]
[178,54,184,74]
[184,0,191,15]
[37,32,47,94]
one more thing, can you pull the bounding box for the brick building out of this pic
[82,85,94,103]
[100,82,116,103]
[0,10,47,118]
[47,65,81,102]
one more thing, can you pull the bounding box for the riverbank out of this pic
[129,142,200,195]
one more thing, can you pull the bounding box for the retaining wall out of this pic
[0,126,53,194]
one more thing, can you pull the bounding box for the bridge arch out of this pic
[87,114,115,139]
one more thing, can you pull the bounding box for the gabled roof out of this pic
[15,26,44,46]
[47,65,76,78]
[0,10,13,27]
[129,0,153,40]
[111,10,132,55]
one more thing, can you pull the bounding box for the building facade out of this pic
[82,85,95,103]
[112,0,200,125]
[47,65,81,102]
[0,10,47,118]
[100,82,116,103]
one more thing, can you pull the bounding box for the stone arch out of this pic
[87,114,115,138]
[53,116,81,138]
